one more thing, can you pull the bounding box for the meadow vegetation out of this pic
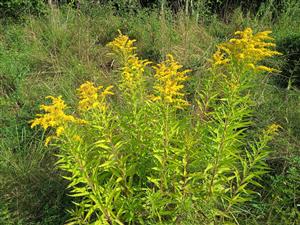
[0,0,299,224]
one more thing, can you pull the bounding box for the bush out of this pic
[0,0,46,18]
[31,28,282,224]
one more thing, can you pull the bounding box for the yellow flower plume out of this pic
[107,30,137,58]
[30,96,81,146]
[77,81,114,111]
[151,54,191,109]
[108,31,151,96]
[121,55,151,93]
[212,28,281,72]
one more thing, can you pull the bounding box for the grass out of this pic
[0,1,299,224]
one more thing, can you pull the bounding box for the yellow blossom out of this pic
[101,85,114,97]
[121,55,151,93]
[108,32,151,96]
[256,65,279,73]
[107,30,137,58]
[77,81,102,111]
[211,28,281,72]
[212,47,230,66]
[56,126,65,136]
[151,54,191,109]
[45,136,54,146]
[77,81,114,111]
[247,63,256,70]
[31,96,76,130]
[30,96,80,146]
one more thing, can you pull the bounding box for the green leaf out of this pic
[85,205,97,221]
[147,177,160,188]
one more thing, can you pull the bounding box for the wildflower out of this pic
[45,136,53,146]
[108,32,151,96]
[212,28,281,72]
[212,47,231,66]
[56,126,65,136]
[101,85,114,97]
[121,55,151,93]
[30,96,79,146]
[151,54,191,109]
[77,82,101,111]
[77,81,114,112]
[256,65,279,73]
[31,96,76,130]
[107,30,137,58]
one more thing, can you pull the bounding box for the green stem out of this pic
[161,104,170,193]
[208,119,229,196]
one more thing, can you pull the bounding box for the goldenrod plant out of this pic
[31,28,281,224]
[197,28,282,223]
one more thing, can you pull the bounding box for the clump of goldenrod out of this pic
[212,28,281,72]
[30,29,283,225]
[151,54,191,109]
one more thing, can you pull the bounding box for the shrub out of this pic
[31,28,281,224]
[0,0,45,18]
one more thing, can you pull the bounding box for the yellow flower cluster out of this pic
[212,28,281,72]
[30,81,114,146]
[121,56,151,93]
[151,54,191,109]
[108,34,190,108]
[106,30,137,58]
[30,96,79,145]
[77,81,114,111]
[108,32,151,95]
